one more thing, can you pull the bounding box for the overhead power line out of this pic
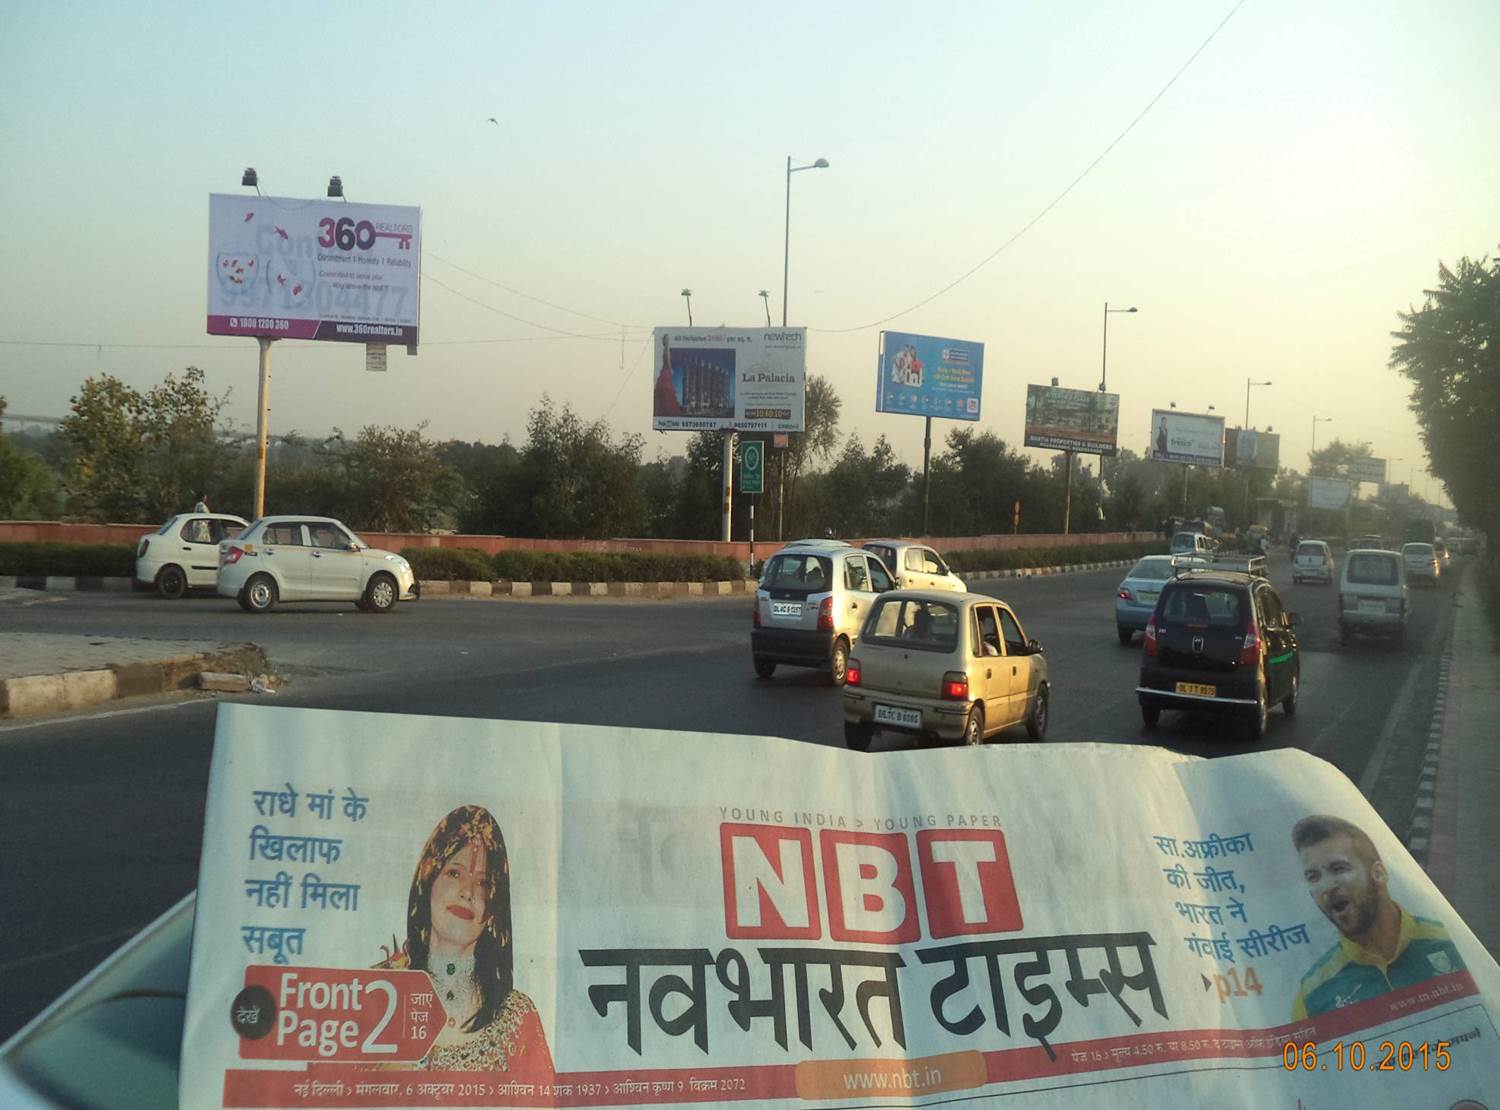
[426,253,642,329]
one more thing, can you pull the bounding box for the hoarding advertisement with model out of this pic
[1149,409,1225,467]
[1307,477,1354,510]
[651,328,806,432]
[179,705,1500,1108]
[1227,429,1281,471]
[876,332,984,421]
[1023,386,1120,454]
[207,194,421,345]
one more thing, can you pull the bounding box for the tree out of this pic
[334,424,463,533]
[818,435,912,536]
[1390,251,1500,545]
[0,403,64,518]
[504,397,646,538]
[1307,438,1375,479]
[779,374,842,532]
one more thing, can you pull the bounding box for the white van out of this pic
[1169,532,1215,560]
[1338,549,1407,646]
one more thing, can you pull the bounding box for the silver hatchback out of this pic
[752,540,895,685]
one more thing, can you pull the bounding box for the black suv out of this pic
[1136,570,1299,740]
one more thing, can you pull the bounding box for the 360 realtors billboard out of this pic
[651,327,806,432]
[876,332,983,421]
[1149,409,1225,467]
[1024,385,1120,454]
[207,194,421,345]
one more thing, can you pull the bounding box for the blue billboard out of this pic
[876,331,984,421]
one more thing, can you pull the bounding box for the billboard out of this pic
[1023,385,1119,454]
[1149,409,1225,467]
[207,194,421,345]
[651,327,805,432]
[1346,456,1387,484]
[1227,428,1281,471]
[1307,477,1353,510]
[876,331,983,421]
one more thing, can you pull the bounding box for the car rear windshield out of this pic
[763,553,834,594]
[1402,544,1433,557]
[1346,553,1399,585]
[864,597,960,652]
[1296,542,1326,557]
[1169,534,1199,553]
[1128,559,1174,581]
[1159,585,1247,630]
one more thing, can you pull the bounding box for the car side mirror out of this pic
[346,542,360,552]
[1027,638,1043,655]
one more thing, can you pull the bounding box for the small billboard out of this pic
[1308,477,1353,510]
[1227,428,1281,471]
[1346,456,1387,484]
[651,327,806,432]
[1023,385,1120,455]
[1149,409,1225,467]
[876,332,983,421]
[207,194,421,345]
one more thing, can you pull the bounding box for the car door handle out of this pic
[985,669,992,679]
[1012,665,1018,675]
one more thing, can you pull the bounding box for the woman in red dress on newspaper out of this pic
[378,805,553,1075]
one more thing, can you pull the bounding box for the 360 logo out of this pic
[317,217,377,251]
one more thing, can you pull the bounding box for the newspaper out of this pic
[180,704,1500,1107]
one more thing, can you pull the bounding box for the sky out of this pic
[3,0,1498,507]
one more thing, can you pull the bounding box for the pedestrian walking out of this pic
[193,492,210,513]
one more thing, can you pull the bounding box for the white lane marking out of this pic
[0,698,199,735]
[1355,642,1431,797]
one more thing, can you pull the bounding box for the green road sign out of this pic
[740,440,764,494]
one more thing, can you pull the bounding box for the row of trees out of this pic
[0,365,1447,541]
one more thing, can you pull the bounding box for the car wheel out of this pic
[365,573,398,613]
[844,720,873,751]
[1025,685,1049,740]
[754,656,776,679]
[244,573,277,613]
[354,598,371,612]
[155,565,188,600]
[1282,671,1298,716]
[1248,687,1268,740]
[236,590,253,612]
[963,704,984,746]
[1117,625,1134,645]
[827,637,849,687]
[1141,703,1161,727]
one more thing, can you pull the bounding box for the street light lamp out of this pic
[681,289,693,326]
[1100,303,1138,392]
[1311,414,1333,454]
[758,290,771,327]
[782,156,829,326]
[1245,378,1272,427]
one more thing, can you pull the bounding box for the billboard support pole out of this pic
[721,431,734,543]
[1183,464,1191,513]
[1063,450,1074,535]
[252,337,273,520]
[921,416,933,537]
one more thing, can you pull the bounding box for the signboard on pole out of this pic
[207,194,421,345]
[1023,385,1120,454]
[1227,428,1281,471]
[1346,457,1387,484]
[1308,476,1353,510]
[651,328,806,432]
[740,440,764,494]
[876,332,983,421]
[1149,409,1225,467]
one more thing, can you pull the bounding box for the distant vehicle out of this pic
[1169,532,1216,559]
[842,590,1048,749]
[753,540,894,684]
[861,540,967,593]
[1115,555,1176,644]
[1292,540,1335,585]
[1137,570,1299,740]
[1338,549,1408,646]
[1432,539,1452,569]
[1401,542,1440,586]
[135,513,248,599]
[1402,518,1437,545]
[216,515,418,613]
[1354,533,1386,550]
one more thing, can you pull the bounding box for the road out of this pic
[0,554,1459,1038]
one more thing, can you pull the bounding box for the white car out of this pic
[861,540,967,592]
[135,513,249,599]
[1292,539,1335,585]
[1401,542,1440,586]
[216,515,418,613]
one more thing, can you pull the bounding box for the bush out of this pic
[492,549,745,583]
[0,541,136,577]
[400,546,495,582]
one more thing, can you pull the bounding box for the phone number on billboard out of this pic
[229,317,292,331]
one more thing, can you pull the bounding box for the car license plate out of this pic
[770,601,802,618]
[1175,682,1216,697]
[873,704,922,728]
[1359,600,1385,614]
[1138,591,1158,605]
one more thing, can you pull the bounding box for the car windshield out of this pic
[864,597,960,651]
[763,553,833,593]
[1296,543,1326,558]
[1347,554,1400,585]
[1128,559,1174,581]
[1159,586,1247,630]
[1403,544,1433,557]
[1169,534,1198,553]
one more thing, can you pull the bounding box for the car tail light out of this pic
[1238,628,1261,667]
[753,601,760,627]
[137,538,149,558]
[817,596,834,631]
[941,672,969,700]
[223,545,245,566]
[1144,617,1158,657]
[1118,587,1133,601]
[846,659,862,687]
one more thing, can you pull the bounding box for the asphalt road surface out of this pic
[0,553,1460,1038]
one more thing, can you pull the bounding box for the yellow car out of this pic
[842,590,1049,750]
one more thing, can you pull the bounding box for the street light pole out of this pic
[779,155,829,540]
[1311,414,1333,454]
[1245,378,1272,428]
[758,290,771,327]
[1100,303,1138,392]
